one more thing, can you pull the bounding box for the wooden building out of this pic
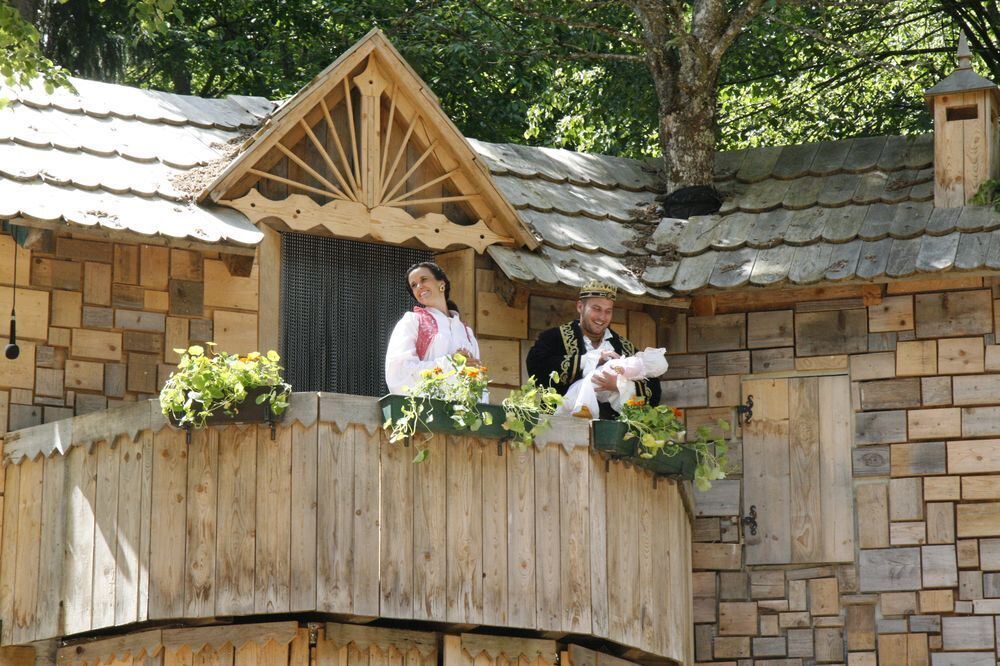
[1,27,1000,666]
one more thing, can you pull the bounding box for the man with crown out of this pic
[526,280,662,419]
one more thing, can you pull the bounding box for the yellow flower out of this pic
[626,397,646,407]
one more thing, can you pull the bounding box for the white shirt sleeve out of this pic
[384,312,449,394]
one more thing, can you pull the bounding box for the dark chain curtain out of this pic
[280,232,430,396]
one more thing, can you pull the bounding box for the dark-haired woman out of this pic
[384,262,481,395]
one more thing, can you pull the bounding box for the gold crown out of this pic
[579,280,617,301]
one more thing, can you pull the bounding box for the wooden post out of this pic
[354,57,387,208]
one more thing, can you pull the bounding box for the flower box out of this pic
[590,419,699,479]
[379,394,509,439]
[166,385,283,429]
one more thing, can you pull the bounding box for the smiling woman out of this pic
[384,262,482,395]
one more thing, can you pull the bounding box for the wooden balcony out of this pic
[0,393,693,664]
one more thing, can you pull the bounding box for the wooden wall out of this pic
[0,394,692,664]
[0,230,259,434]
[673,278,1000,666]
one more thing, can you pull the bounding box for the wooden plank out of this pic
[149,427,187,619]
[897,340,938,376]
[747,310,794,348]
[795,309,867,356]
[482,439,508,627]
[289,423,318,612]
[60,447,96,635]
[922,545,958,588]
[962,475,1000,500]
[412,433,447,622]
[380,431,414,619]
[114,434,144,626]
[255,425,291,614]
[743,409,791,563]
[908,408,961,440]
[204,260,259,311]
[859,547,922,591]
[891,441,946,476]
[857,484,889,548]
[184,429,218,618]
[691,543,742,570]
[435,249,475,318]
[890,521,927,545]
[637,468,655,652]
[607,461,640,645]
[316,424,354,613]
[140,245,170,290]
[922,376,952,406]
[789,377,821,563]
[846,604,875,650]
[534,443,561,631]
[849,352,896,381]
[588,452,608,639]
[446,436,483,624]
[11,457,43,644]
[352,426,380,617]
[854,411,907,445]
[947,439,1000,473]
[215,426,257,615]
[957,502,1000,537]
[91,440,121,630]
[687,313,746,352]
[915,289,993,338]
[819,375,854,562]
[35,451,67,641]
[71,329,123,361]
[868,295,913,332]
[719,602,758,636]
[809,578,839,616]
[926,502,956,544]
[925,476,960,501]
[938,337,984,374]
[859,378,921,410]
[889,477,924,521]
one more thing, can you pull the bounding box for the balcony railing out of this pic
[0,393,693,664]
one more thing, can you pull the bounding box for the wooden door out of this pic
[741,374,854,565]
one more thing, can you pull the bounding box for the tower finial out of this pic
[957,31,972,70]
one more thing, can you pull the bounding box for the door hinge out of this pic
[737,394,754,424]
[742,504,758,536]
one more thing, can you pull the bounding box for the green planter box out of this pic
[379,394,509,439]
[166,385,283,429]
[591,419,699,479]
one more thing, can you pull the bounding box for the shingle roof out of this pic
[478,134,1000,298]
[3,75,999,298]
[0,77,272,246]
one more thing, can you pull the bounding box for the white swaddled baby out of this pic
[557,347,669,418]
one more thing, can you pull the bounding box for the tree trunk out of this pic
[658,81,719,188]
[14,0,40,24]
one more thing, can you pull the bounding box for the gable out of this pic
[204,30,535,253]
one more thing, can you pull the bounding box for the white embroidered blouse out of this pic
[384,308,480,394]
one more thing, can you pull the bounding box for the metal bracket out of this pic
[737,394,754,424]
[742,504,758,536]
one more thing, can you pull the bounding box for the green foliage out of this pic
[383,353,492,461]
[158,343,291,429]
[618,399,729,491]
[971,179,1000,211]
[0,2,69,106]
[500,372,563,450]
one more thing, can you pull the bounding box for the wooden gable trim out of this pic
[201,29,536,252]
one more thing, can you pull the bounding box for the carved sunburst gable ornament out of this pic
[204,29,536,253]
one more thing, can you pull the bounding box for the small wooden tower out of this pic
[925,33,1000,207]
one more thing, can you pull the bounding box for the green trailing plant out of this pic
[618,398,730,491]
[971,179,1000,211]
[384,353,491,462]
[500,372,564,450]
[159,343,291,429]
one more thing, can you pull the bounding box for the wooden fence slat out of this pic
[115,435,145,626]
[789,377,822,563]
[184,429,218,617]
[819,375,855,562]
[91,440,121,629]
[12,457,43,644]
[506,446,535,628]
[380,433,414,619]
[148,427,188,619]
[412,435,446,622]
[215,426,257,615]
[353,426,380,617]
[0,464,18,644]
[637,472,655,653]
[606,461,641,649]
[559,446,591,634]
[650,481,672,660]
[534,443,561,631]
[255,425,291,614]
[446,436,483,624]
[481,442,508,627]
[316,423,354,613]
[61,446,96,635]
[289,423,318,611]
[588,453,609,640]
[35,450,67,640]
[137,430,154,622]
